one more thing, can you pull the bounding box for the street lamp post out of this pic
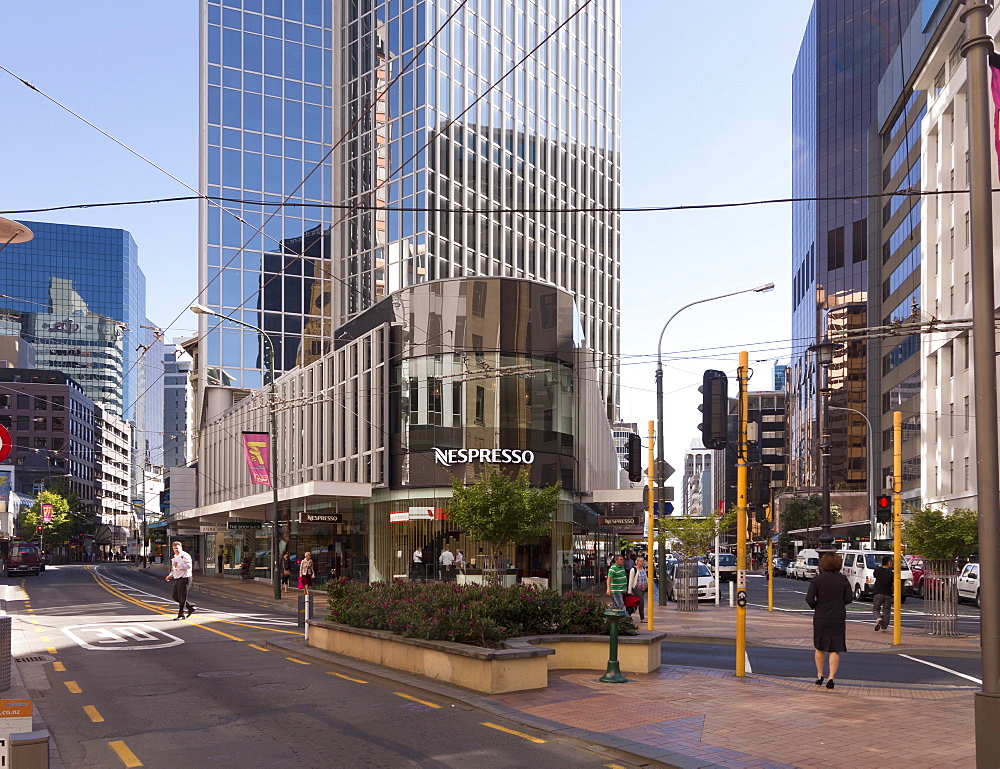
[829,405,875,546]
[654,282,774,604]
[808,338,838,553]
[192,304,281,600]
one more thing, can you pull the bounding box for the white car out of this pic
[664,561,716,602]
[957,562,981,608]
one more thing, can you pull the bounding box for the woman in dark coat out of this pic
[806,551,852,689]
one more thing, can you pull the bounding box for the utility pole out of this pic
[893,411,902,647]
[962,3,1000,765]
[735,351,749,676]
[646,420,654,630]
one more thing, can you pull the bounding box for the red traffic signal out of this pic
[877,495,891,509]
[36,525,43,532]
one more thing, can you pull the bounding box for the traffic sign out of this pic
[0,425,10,463]
[654,459,675,480]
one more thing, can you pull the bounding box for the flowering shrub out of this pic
[326,579,635,649]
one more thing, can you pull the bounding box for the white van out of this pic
[792,549,820,581]
[957,562,980,608]
[839,549,912,602]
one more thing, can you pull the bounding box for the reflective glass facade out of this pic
[200,0,621,416]
[0,221,146,422]
[789,0,918,492]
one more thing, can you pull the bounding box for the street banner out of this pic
[241,432,272,486]
[0,471,10,504]
[41,503,53,523]
[990,53,1000,181]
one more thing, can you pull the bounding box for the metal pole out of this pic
[893,411,902,647]
[646,420,655,629]
[766,510,773,612]
[961,3,1000,761]
[818,359,834,552]
[736,351,749,677]
[830,406,875,546]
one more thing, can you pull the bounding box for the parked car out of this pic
[708,553,737,582]
[957,562,981,608]
[772,557,791,577]
[5,543,42,577]
[663,561,716,602]
[839,549,913,602]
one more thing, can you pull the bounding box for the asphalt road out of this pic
[6,565,634,769]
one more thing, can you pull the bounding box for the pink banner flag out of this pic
[989,54,1000,181]
[241,432,272,486]
[41,504,53,524]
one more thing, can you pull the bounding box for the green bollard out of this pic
[599,609,629,683]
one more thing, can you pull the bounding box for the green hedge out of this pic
[326,579,636,649]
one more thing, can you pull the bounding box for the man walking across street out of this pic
[606,554,628,612]
[872,555,893,632]
[165,541,196,620]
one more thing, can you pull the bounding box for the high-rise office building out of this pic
[789,0,919,498]
[163,343,194,469]
[198,0,621,417]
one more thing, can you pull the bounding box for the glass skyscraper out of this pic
[788,0,919,493]
[0,221,147,422]
[199,0,621,416]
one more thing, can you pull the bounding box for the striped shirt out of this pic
[608,563,628,593]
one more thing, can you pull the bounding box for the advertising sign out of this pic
[41,504,53,524]
[432,448,534,465]
[598,515,644,528]
[299,513,343,524]
[227,521,263,530]
[240,432,272,486]
[0,471,10,505]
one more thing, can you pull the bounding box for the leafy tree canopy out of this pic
[447,466,559,555]
[19,490,73,545]
[656,510,737,560]
[903,506,978,561]
[777,494,841,550]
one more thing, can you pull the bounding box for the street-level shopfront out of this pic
[178,278,635,591]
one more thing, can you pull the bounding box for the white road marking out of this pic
[62,622,184,651]
[898,654,982,685]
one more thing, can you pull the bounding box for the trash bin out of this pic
[9,729,49,768]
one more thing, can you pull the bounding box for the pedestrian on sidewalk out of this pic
[872,555,893,632]
[298,551,315,590]
[165,541,196,620]
[628,556,649,622]
[439,547,455,582]
[806,551,852,690]
[606,554,628,612]
[280,552,292,593]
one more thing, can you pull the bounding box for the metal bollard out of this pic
[0,616,11,692]
[9,730,49,768]
[297,593,313,642]
[598,609,629,683]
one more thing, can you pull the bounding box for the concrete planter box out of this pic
[307,619,665,693]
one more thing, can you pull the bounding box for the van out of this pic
[839,549,912,602]
[5,542,42,577]
[793,549,820,581]
[957,562,980,608]
[709,552,737,582]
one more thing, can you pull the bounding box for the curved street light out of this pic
[0,217,33,254]
[654,283,775,604]
[191,303,281,599]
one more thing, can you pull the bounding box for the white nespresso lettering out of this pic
[431,447,535,465]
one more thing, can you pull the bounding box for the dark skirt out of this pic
[813,617,847,653]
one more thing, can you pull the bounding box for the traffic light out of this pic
[698,370,729,450]
[36,525,43,533]
[626,433,642,482]
[876,494,891,522]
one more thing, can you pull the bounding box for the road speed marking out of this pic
[62,623,183,651]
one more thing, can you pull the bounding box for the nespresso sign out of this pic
[432,448,535,465]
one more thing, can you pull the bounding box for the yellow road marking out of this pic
[46,647,57,654]
[41,636,51,642]
[394,692,441,709]
[285,657,310,665]
[248,644,270,652]
[52,661,66,672]
[481,722,545,743]
[108,740,143,767]
[605,764,627,769]
[83,705,104,723]
[64,681,82,694]
[328,672,368,684]
[27,619,39,625]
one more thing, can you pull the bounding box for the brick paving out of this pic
[138,566,981,768]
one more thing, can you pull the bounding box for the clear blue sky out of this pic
[1,1,813,484]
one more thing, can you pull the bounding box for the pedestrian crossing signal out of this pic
[876,494,891,522]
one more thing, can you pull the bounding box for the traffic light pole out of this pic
[736,351,749,677]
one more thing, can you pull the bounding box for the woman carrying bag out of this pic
[628,556,649,622]
[298,551,315,590]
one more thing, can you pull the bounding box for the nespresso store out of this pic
[179,277,632,592]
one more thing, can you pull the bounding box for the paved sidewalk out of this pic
[131,566,981,768]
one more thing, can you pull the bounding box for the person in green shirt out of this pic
[606,554,628,612]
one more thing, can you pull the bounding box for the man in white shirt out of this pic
[165,541,196,619]
[439,547,455,582]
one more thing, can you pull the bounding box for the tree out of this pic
[656,511,737,560]
[903,506,978,561]
[19,490,72,545]
[777,494,841,551]
[447,466,560,561]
